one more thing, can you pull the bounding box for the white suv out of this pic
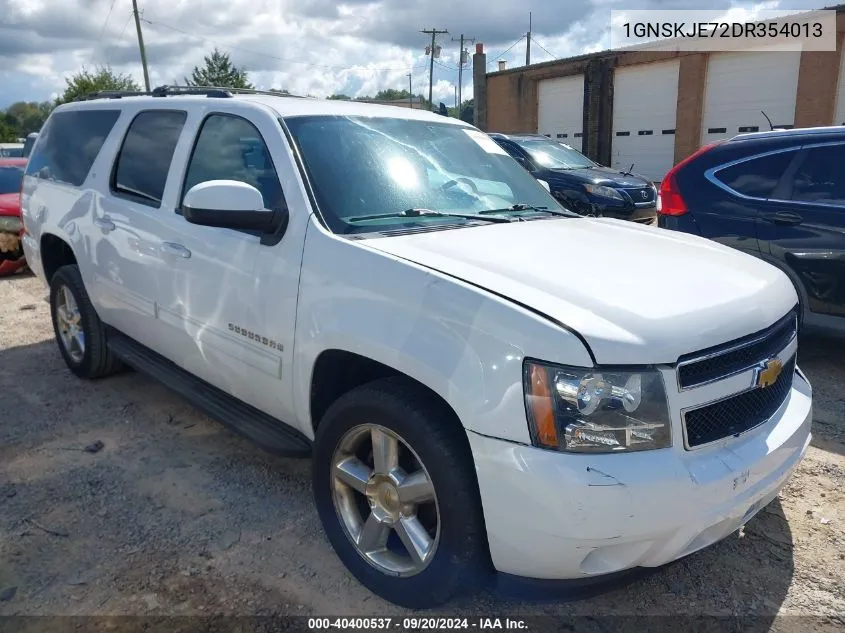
[21,86,812,607]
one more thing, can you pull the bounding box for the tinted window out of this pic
[22,135,37,158]
[182,114,285,213]
[0,147,24,158]
[113,110,187,206]
[0,165,24,194]
[715,150,797,199]
[285,115,564,235]
[24,110,120,186]
[789,144,845,206]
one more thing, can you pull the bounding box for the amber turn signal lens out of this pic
[528,364,558,448]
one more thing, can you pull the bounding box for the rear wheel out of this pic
[49,265,123,379]
[312,378,489,607]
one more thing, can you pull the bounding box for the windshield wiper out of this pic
[346,208,513,224]
[480,204,578,218]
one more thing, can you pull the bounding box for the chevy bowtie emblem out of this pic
[755,358,783,389]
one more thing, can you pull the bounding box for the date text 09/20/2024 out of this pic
[307,618,528,630]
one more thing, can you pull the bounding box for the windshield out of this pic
[515,138,597,170]
[0,165,24,195]
[283,115,566,234]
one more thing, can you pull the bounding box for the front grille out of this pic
[623,187,655,203]
[683,355,795,448]
[677,310,797,389]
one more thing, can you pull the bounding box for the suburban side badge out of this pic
[228,323,283,351]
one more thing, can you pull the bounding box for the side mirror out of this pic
[181,180,285,232]
[537,179,551,193]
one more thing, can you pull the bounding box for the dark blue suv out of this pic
[489,133,658,224]
[658,126,845,336]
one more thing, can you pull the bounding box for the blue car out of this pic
[489,133,658,224]
[657,126,845,336]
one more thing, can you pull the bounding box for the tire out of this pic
[312,377,490,608]
[49,264,123,379]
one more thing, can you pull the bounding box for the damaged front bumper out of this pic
[467,370,812,580]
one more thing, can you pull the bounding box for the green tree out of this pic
[56,66,140,105]
[447,98,474,122]
[327,94,351,100]
[0,114,16,142]
[2,101,53,136]
[185,48,253,89]
[373,88,411,101]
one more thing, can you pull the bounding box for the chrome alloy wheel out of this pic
[55,285,85,363]
[331,424,440,577]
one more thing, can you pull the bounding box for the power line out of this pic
[452,33,474,110]
[485,35,526,66]
[105,11,135,67]
[94,0,118,48]
[91,0,118,64]
[421,28,448,110]
[531,37,558,60]
[142,17,429,73]
[132,0,151,91]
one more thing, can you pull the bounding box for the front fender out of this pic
[292,218,594,444]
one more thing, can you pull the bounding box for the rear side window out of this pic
[24,110,120,186]
[788,144,845,206]
[112,110,187,207]
[714,150,798,199]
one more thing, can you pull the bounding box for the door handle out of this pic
[160,242,192,259]
[767,211,803,226]
[94,217,116,232]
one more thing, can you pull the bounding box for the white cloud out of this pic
[0,0,826,108]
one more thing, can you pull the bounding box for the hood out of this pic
[542,166,651,187]
[364,218,797,365]
[0,193,21,216]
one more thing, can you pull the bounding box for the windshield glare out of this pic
[517,139,596,170]
[284,115,565,234]
[0,165,24,195]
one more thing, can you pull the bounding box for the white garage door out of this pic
[702,50,801,145]
[537,75,584,149]
[611,59,680,183]
[834,46,845,126]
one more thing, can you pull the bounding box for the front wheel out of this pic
[312,378,490,608]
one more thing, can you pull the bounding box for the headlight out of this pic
[0,216,22,232]
[583,183,624,201]
[523,361,672,453]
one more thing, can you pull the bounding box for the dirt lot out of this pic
[1,271,844,624]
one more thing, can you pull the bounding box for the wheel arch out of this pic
[308,349,465,437]
[40,231,78,283]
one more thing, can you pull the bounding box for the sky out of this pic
[0,0,829,109]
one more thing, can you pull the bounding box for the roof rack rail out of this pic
[75,85,308,102]
[75,90,155,101]
[152,85,309,98]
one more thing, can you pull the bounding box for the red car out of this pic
[0,158,27,276]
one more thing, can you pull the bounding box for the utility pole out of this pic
[452,33,475,112]
[407,73,412,108]
[526,12,532,66]
[421,28,448,111]
[132,0,151,91]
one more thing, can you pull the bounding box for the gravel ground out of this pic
[1,271,844,625]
